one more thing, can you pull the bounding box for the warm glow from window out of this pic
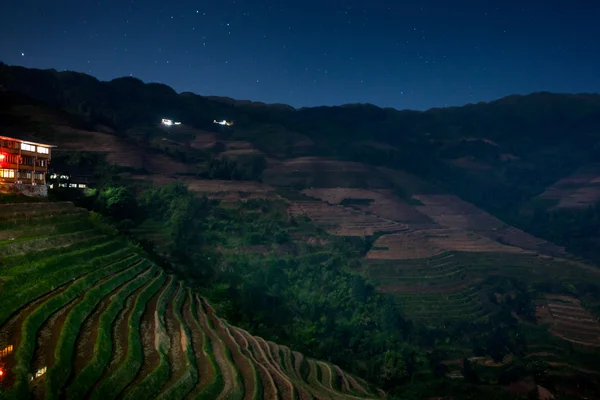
[21,143,36,152]
[37,146,49,154]
[0,344,13,358]
[0,169,15,178]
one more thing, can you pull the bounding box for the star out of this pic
[21,52,25,56]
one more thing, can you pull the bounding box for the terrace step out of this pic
[193,295,242,399]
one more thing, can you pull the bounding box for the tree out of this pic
[96,186,138,221]
[380,350,408,385]
[462,358,479,384]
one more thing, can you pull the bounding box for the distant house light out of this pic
[162,118,182,126]
[213,119,233,126]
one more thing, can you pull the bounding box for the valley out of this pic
[2,63,600,398]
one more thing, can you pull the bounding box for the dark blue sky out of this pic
[1,0,599,110]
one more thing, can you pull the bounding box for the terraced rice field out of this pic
[300,188,436,227]
[288,200,408,236]
[362,252,487,322]
[361,251,600,323]
[366,229,530,260]
[537,163,600,209]
[412,194,567,256]
[536,295,600,347]
[129,175,281,204]
[0,202,383,399]
[51,126,192,176]
[262,157,393,189]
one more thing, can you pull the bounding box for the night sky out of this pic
[1,0,599,110]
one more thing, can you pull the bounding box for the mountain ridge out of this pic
[2,63,600,398]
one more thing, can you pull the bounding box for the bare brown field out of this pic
[289,200,408,236]
[449,157,493,171]
[301,188,436,226]
[413,194,566,256]
[129,175,280,202]
[189,131,217,149]
[51,126,193,175]
[263,157,394,188]
[273,157,371,172]
[185,179,275,194]
[220,148,263,157]
[538,164,600,209]
[220,141,264,158]
[356,141,398,151]
[536,295,600,347]
[366,228,530,260]
[377,280,477,295]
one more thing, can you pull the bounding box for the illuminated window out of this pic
[30,366,47,381]
[0,169,15,178]
[37,146,49,154]
[78,184,87,188]
[21,143,36,152]
[0,344,13,358]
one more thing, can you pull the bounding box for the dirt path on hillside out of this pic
[230,326,277,399]
[203,301,256,400]
[193,295,236,400]
[317,361,335,391]
[257,336,295,399]
[0,283,71,391]
[91,283,146,390]
[183,291,214,399]
[158,284,187,394]
[72,271,139,377]
[30,297,80,400]
[345,373,369,395]
[121,277,168,393]
[334,365,352,394]
[275,345,315,400]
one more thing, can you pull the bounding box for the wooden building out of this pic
[0,134,55,185]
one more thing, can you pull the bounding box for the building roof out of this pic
[0,133,57,147]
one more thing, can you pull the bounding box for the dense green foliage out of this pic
[512,200,600,264]
[201,154,267,181]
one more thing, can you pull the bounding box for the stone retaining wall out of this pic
[0,183,48,197]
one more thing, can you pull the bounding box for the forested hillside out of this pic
[2,63,600,399]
